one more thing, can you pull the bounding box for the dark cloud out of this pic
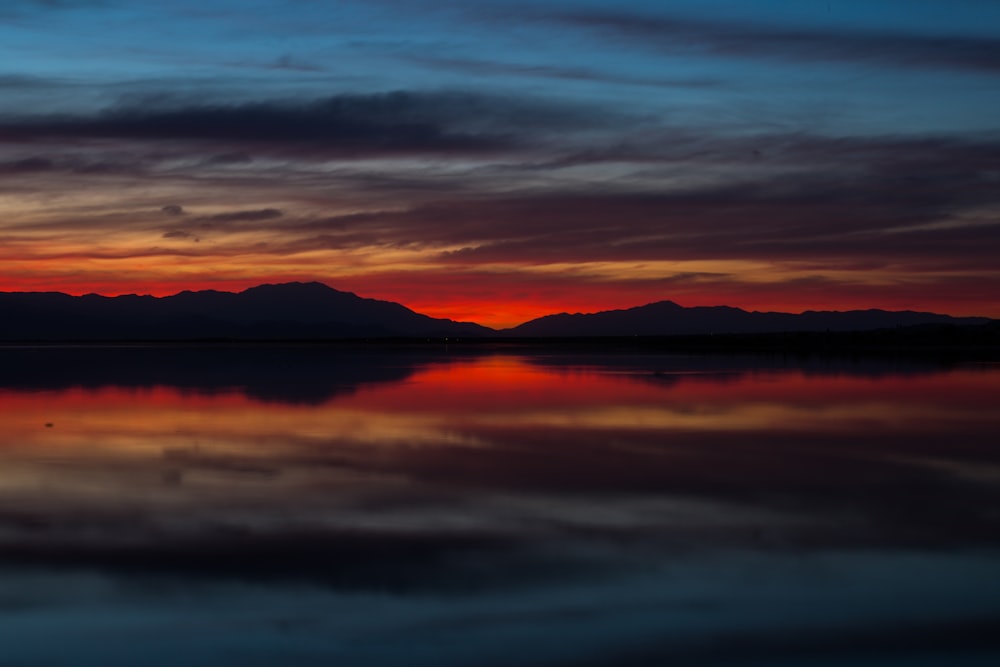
[0,527,557,592]
[577,617,1000,667]
[0,152,152,175]
[5,128,996,280]
[204,208,283,223]
[160,204,185,216]
[558,11,1000,74]
[0,91,600,154]
[285,127,1000,268]
[162,230,193,239]
[203,151,252,165]
[0,156,55,172]
[30,0,102,5]
[270,54,326,73]
[0,74,60,89]
[412,54,723,89]
[0,0,111,16]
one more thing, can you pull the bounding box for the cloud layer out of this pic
[1,0,998,325]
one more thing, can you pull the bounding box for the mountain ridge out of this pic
[0,282,992,340]
[0,281,491,340]
[506,300,990,337]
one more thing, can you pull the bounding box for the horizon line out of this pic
[0,280,994,329]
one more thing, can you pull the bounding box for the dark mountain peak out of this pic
[235,282,424,320]
[539,300,684,321]
[691,304,747,313]
[507,300,990,337]
[177,288,226,296]
[633,300,684,313]
[241,281,344,297]
[0,281,493,340]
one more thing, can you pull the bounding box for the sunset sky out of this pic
[2,0,999,327]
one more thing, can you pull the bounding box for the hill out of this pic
[0,282,492,340]
[504,301,990,337]
[2,285,992,342]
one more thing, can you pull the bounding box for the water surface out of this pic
[1,346,998,666]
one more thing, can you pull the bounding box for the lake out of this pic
[1,345,998,666]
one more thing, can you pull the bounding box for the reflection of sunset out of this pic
[0,355,994,549]
[1,358,996,464]
[0,385,483,459]
[1,354,999,617]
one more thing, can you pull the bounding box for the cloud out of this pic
[286,133,1000,269]
[0,156,55,173]
[1,0,98,9]
[0,152,153,176]
[558,10,1000,75]
[270,54,326,73]
[203,151,252,165]
[0,526,544,592]
[0,0,112,18]
[0,91,604,155]
[412,54,723,89]
[204,208,283,223]
[0,74,60,89]
[3,127,998,278]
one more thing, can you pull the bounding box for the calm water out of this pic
[1,346,998,666]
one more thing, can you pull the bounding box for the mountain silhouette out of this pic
[505,301,990,337]
[0,284,992,341]
[0,282,491,340]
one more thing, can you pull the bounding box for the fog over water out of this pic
[1,346,998,666]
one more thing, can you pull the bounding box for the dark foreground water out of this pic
[1,345,998,666]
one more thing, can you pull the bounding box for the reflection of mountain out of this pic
[1,353,998,667]
[0,282,491,340]
[0,345,432,404]
[507,301,990,336]
[0,352,998,598]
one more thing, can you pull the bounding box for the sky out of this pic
[1,0,999,327]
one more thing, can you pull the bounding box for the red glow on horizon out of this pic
[2,359,995,428]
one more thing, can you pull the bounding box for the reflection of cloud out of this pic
[1,550,998,666]
[881,455,1000,484]
[465,401,960,433]
[0,353,997,576]
[0,525,556,592]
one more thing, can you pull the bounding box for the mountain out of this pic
[505,301,991,337]
[1,284,991,341]
[0,282,492,340]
